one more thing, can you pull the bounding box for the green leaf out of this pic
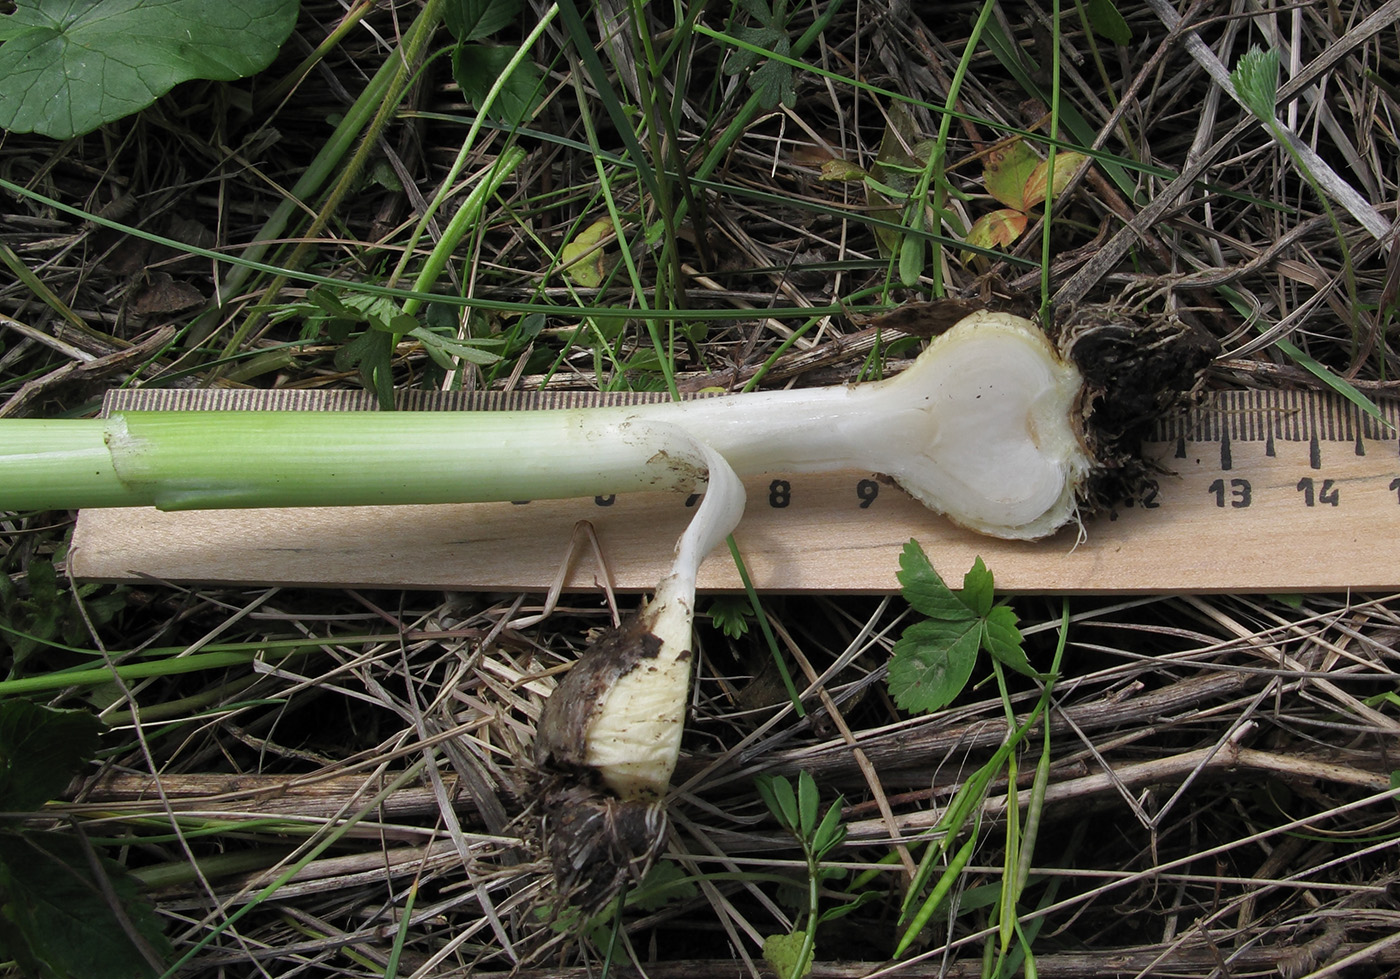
[898,226,924,287]
[896,540,972,621]
[797,771,819,840]
[560,218,612,288]
[0,0,299,139]
[982,141,1040,211]
[706,595,752,639]
[333,329,395,410]
[0,831,170,978]
[626,860,697,912]
[444,0,519,42]
[959,557,994,618]
[762,930,811,979]
[1231,46,1280,121]
[757,774,799,831]
[811,798,847,860]
[819,158,868,181]
[725,26,795,109]
[452,43,542,125]
[981,605,1038,679]
[887,618,981,714]
[0,702,102,812]
[1084,0,1131,45]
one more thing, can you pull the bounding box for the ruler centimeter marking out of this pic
[71,387,1400,593]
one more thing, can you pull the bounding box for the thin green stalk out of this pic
[255,0,378,112]
[1039,0,1062,320]
[388,7,558,292]
[1,172,876,323]
[726,537,805,717]
[903,0,997,294]
[188,10,421,344]
[383,879,418,979]
[567,63,678,399]
[0,645,320,697]
[217,0,450,358]
[400,145,528,318]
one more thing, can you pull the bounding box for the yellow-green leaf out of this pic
[1022,151,1088,210]
[763,930,811,979]
[982,140,1040,211]
[820,158,868,182]
[560,218,612,288]
[964,208,1028,252]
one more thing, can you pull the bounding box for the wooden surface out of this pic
[70,431,1400,594]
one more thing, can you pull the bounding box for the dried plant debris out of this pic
[1055,303,1221,510]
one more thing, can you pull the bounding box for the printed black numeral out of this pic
[856,479,879,509]
[1296,477,1339,507]
[768,479,792,509]
[1208,478,1251,508]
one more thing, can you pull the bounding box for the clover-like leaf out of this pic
[887,618,981,714]
[0,0,300,139]
[960,557,995,618]
[896,539,971,621]
[981,605,1040,679]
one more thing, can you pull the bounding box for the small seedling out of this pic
[756,771,868,979]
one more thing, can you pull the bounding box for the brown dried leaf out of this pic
[131,272,204,315]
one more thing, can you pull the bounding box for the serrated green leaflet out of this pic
[896,539,969,621]
[960,557,995,617]
[0,832,171,978]
[0,0,299,139]
[888,618,981,714]
[887,542,1038,713]
[0,701,102,811]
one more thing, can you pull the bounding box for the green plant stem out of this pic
[255,0,378,112]
[1039,0,1062,320]
[389,7,557,293]
[215,0,449,358]
[399,145,528,318]
[727,537,805,717]
[907,0,996,295]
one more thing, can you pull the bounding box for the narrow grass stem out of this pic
[1039,0,1062,319]
[400,145,528,318]
[389,7,558,293]
[218,0,449,358]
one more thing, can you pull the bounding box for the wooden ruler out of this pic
[70,387,1400,593]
